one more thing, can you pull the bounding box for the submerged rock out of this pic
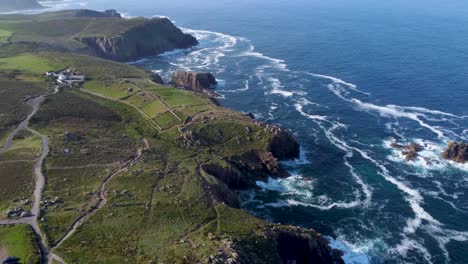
[442,141,468,163]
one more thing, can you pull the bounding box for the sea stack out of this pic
[442,141,468,163]
[170,71,219,96]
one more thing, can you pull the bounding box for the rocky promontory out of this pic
[442,141,468,163]
[78,17,198,62]
[170,71,219,97]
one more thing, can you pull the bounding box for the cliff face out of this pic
[78,18,198,62]
[442,141,468,163]
[171,71,219,97]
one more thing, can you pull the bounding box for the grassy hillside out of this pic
[0,224,41,263]
[0,10,342,264]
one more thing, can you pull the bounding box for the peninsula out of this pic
[0,9,343,263]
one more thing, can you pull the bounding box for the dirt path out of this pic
[0,96,45,155]
[50,140,148,257]
[0,86,60,263]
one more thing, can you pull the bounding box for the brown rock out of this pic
[170,71,219,97]
[442,141,468,163]
[390,142,424,161]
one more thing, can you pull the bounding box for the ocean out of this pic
[39,1,468,263]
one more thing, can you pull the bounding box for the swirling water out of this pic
[30,1,468,263]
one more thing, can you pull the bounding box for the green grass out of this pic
[154,111,181,130]
[0,29,12,45]
[0,54,60,74]
[0,225,40,264]
[140,100,167,118]
[84,80,134,100]
[0,161,35,214]
[0,49,306,263]
[0,133,42,162]
[156,88,207,108]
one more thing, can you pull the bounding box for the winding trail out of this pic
[51,141,148,250]
[0,86,60,263]
[1,85,149,263]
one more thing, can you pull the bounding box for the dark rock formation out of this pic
[149,72,164,85]
[264,226,344,264]
[442,141,468,163]
[268,128,300,160]
[0,0,43,12]
[170,71,219,97]
[78,18,198,62]
[391,142,424,162]
[202,150,288,191]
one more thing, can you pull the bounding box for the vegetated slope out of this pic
[0,0,43,13]
[0,9,198,61]
[0,224,41,263]
[0,9,344,263]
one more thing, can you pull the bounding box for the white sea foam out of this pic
[328,237,373,264]
[219,79,250,93]
[383,138,468,172]
[294,100,328,121]
[267,77,295,97]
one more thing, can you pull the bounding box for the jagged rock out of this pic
[268,128,300,160]
[390,142,424,161]
[150,72,165,85]
[170,71,219,97]
[264,226,344,264]
[442,141,468,163]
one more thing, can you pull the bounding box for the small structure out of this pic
[69,75,85,82]
[57,73,68,83]
[46,68,86,86]
[2,257,20,264]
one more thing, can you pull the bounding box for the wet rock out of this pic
[390,142,424,161]
[442,141,468,163]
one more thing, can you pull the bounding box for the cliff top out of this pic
[0,9,191,60]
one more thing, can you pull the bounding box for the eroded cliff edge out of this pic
[78,17,198,62]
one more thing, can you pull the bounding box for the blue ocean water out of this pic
[40,1,468,263]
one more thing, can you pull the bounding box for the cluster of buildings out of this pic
[45,68,86,85]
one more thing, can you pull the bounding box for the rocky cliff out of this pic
[170,71,219,97]
[442,141,468,163]
[78,18,198,62]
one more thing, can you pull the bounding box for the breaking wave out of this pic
[135,27,468,264]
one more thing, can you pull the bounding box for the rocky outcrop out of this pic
[0,0,43,12]
[202,150,288,191]
[442,141,468,163]
[263,226,344,264]
[78,18,198,62]
[268,127,300,160]
[149,72,164,85]
[391,142,424,162]
[170,71,219,97]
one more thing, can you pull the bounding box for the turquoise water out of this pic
[41,1,468,263]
